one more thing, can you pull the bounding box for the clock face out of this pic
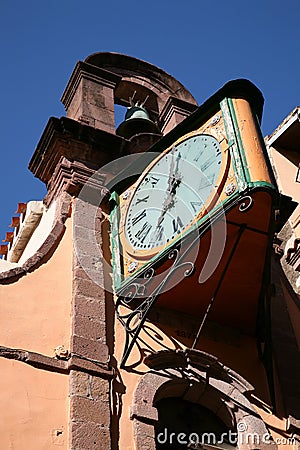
[124,134,223,251]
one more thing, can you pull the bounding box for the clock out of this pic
[111,80,282,367]
[124,133,224,252]
[111,107,234,284]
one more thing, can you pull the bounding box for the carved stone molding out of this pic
[0,345,113,378]
[61,60,121,134]
[159,96,198,135]
[29,116,126,191]
[131,349,276,450]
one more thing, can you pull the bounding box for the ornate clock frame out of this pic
[109,80,280,368]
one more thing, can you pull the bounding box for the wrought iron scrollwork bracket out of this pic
[115,246,195,368]
[238,195,253,212]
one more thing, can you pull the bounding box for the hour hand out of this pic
[168,151,182,194]
[149,224,164,245]
[157,195,174,227]
[166,148,176,191]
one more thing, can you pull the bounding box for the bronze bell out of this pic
[116,104,160,139]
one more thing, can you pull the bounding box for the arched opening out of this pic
[155,397,235,449]
[131,350,276,450]
[114,103,127,128]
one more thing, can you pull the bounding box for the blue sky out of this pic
[0,1,299,238]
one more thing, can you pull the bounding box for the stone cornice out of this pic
[159,96,198,128]
[61,60,122,110]
[29,116,127,186]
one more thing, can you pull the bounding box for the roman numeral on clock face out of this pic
[172,216,184,233]
[190,201,203,213]
[149,225,164,244]
[135,195,149,205]
[144,175,159,187]
[193,149,204,162]
[150,176,159,187]
[132,209,147,226]
[200,155,216,172]
[135,222,152,243]
[198,173,214,190]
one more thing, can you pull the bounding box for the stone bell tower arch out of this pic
[61,51,198,137]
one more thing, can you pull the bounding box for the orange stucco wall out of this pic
[0,219,72,449]
[268,147,300,225]
[0,358,69,449]
[0,219,72,357]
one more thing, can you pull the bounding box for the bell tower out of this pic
[61,52,198,137]
[27,52,199,449]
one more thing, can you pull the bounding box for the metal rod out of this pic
[226,219,269,236]
[192,223,246,349]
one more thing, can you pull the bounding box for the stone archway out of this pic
[130,349,277,450]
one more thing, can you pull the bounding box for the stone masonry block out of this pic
[73,295,106,321]
[74,238,102,259]
[70,371,90,397]
[73,278,104,299]
[73,267,104,287]
[73,254,104,275]
[90,376,110,401]
[72,335,109,362]
[73,315,106,342]
[70,421,110,449]
[70,396,110,426]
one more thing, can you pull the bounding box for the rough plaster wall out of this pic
[0,358,69,449]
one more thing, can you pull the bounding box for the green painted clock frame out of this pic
[110,80,278,293]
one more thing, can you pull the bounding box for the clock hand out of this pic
[155,148,175,229]
[156,176,182,227]
[157,195,175,227]
[166,147,176,193]
[169,151,182,194]
[174,151,181,175]
[156,148,182,229]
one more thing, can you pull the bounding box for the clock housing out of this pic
[110,80,277,294]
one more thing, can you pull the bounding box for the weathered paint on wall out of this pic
[0,219,72,356]
[0,358,69,449]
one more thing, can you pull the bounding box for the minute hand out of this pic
[157,194,174,227]
[168,151,182,194]
[166,147,176,192]
[156,177,182,227]
[156,150,181,227]
[156,149,176,227]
